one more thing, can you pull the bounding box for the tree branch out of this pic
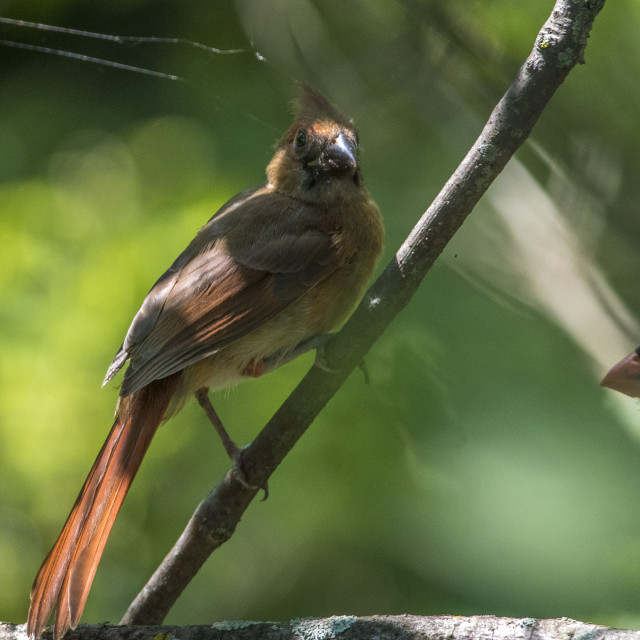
[121,0,607,627]
[3,615,638,640]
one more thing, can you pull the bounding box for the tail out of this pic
[27,374,179,640]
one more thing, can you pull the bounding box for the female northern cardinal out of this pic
[27,86,384,640]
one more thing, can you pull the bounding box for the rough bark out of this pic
[3,615,639,640]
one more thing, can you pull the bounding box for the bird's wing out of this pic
[106,186,342,395]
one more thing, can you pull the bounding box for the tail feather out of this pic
[28,375,178,640]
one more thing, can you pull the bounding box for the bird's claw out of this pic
[313,336,341,374]
[228,448,269,500]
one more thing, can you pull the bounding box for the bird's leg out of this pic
[195,387,267,497]
[195,387,241,461]
[312,338,369,381]
[261,335,369,382]
[312,335,341,374]
[260,334,341,374]
[241,358,265,377]
[292,334,368,380]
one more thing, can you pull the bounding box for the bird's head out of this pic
[266,86,364,204]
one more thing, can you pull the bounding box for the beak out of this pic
[324,132,357,171]
[601,348,640,398]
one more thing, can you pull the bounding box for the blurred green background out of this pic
[2,0,640,631]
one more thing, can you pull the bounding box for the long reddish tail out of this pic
[27,375,178,640]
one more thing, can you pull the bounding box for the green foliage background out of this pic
[2,0,640,630]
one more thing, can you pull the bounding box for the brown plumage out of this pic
[27,86,384,640]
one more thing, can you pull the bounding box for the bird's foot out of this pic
[195,388,268,498]
[228,447,269,500]
[312,335,342,374]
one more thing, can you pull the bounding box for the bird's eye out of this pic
[294,130,307,148]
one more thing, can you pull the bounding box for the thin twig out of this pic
[0,16,260,80]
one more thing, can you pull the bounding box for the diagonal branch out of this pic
[122,0,607,626]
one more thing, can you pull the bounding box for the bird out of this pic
[26,85,384,640]
[601,346,640,398]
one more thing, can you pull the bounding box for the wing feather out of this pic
[108,186,343,396]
